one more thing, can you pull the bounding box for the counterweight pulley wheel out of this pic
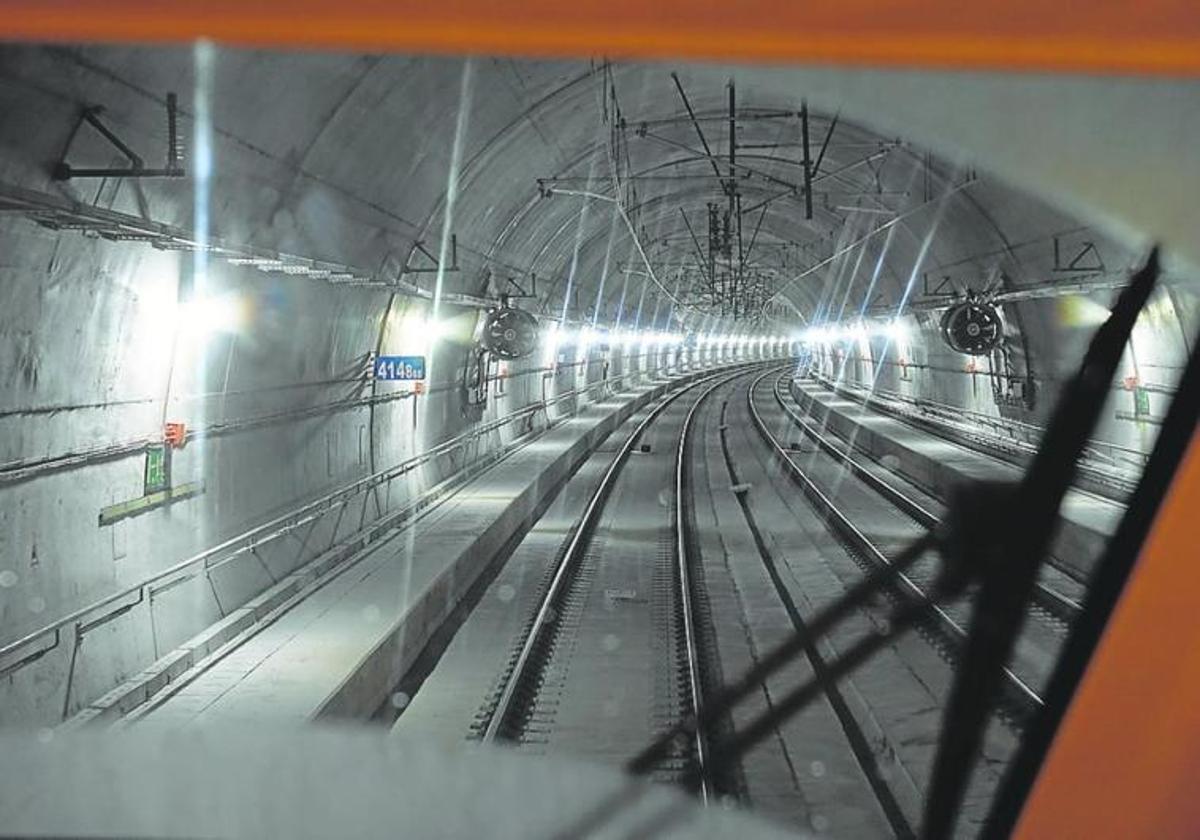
[940,300,1003,355]
[482,306,538,360]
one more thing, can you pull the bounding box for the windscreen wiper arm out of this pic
[920,247,1160,839]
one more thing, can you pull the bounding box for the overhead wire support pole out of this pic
[800,100,814,219]
[728,78,737,190]
[728,80,749,320]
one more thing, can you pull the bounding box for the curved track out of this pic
[474,369,745,795]
[391,363,1102,836]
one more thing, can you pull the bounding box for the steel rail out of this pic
[716,384,916,838]
[480,373,711,742]
[746,371,1045,718]
[672,373,738,804]
[772,374,1082,622]
[482,366,752,798]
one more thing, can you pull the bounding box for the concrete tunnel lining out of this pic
[0,45,1195,740]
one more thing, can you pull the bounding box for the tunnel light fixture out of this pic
[799,317,913,345]
[181,292,247,335]
[1057,296,1111,328]
[400,310,449,339]
[541,321,561,366]
[882,318,911,342]
[397,309,453,356]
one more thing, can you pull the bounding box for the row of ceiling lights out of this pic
[797,318,912,344]
[542,322,797,353]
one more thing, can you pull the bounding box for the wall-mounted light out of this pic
[180,292,247,335]
[541,321,561,366]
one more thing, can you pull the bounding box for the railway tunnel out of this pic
[1,41,1198,839]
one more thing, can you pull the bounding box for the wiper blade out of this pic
[921,247,1160,839]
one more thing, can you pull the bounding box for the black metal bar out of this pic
[83,108,143,167]
[0,628,61,680]
[800,100,814,220]
[670,72,724,181]
[414,240,437,262]
[811,111,839,178]
[727,79,736,188]
[920,248,1160,839]
[53,97,190,180]
[738,188,793,217]
[166,92,179,169]
[55,167,185,179]
[982,321,1200,839]
[744,204,767,269]
[627,109,797,129]
[76,587,146,637]
[640,130,803,193]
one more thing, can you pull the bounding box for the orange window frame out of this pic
[3,2,1200,834]
[1,1,1198,76]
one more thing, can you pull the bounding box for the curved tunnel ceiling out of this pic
[372,60,1154,333]
[2,47,1182,341]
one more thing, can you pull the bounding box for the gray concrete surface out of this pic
[124,367,739,728]
[0,728,805,840]
[790,378,1123,582]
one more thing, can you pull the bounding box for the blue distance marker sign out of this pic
[374,355,426,381]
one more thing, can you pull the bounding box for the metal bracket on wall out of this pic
[503,272,538,299]
[923,273,958,298]
[1053,236,1106,274]
[401,235,459,275]
[98,481,205,527]
[53,93,185,180]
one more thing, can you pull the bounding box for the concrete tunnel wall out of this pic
[0,44,1195,727]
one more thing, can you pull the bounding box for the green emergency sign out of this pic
[144,445,169,494]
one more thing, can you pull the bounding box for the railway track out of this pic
[744,370,1046,727]
[715,385,917,839]
[478,368,745,798]
[770,373,1082,625]
[401,363,1075,833]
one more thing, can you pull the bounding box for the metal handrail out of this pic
[772,374,1081,622]
[0,362,714,666]
[748,371,1044,714]
[808,371,1150,473]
